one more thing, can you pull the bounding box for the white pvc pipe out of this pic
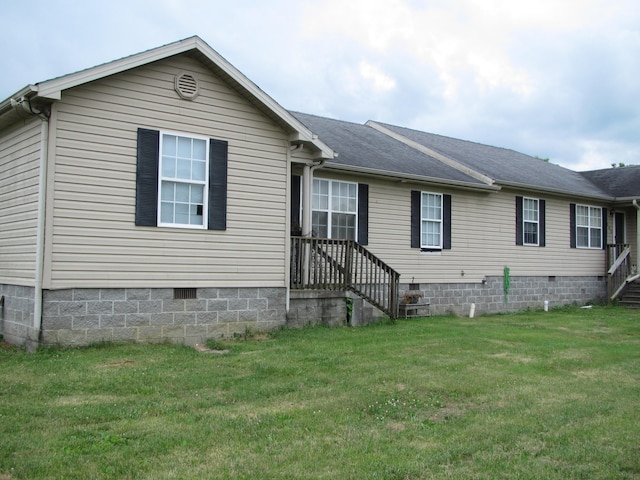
[33,116,49,349]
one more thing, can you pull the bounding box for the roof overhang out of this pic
[322,162,501,193]
[498,180,614,202]
[0,36,334,160]
[611,196,640,205]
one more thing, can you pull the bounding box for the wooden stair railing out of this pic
[290,237,400,319]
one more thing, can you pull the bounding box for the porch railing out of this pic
[607,243,631,300]
[290,237,400,319]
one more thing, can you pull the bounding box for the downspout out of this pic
[285,144,320,313]
[300,159,326,287]
[33,118,48,350]
[301,159,326,237]
[11,97,49,351]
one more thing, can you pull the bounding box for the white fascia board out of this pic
[0,85,38,113]
[612,196,640,203]
[192,38,335,159]
[324,162,501,193]
[35,37,203,100]
[31,36,335,160]
[497,180,613,202]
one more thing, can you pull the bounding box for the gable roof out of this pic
[580,166,640,200]
[1,36,625,202]
[291,112,496,191]
[369,121,612,200]
[0,36,334,160]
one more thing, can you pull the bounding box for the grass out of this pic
[0,305,639,479]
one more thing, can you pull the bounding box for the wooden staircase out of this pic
[618,280,640,309]
[290,237,400,319]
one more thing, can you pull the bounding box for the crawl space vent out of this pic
[175,72,199,100]
[174,288,197,300]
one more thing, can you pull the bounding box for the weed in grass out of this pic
[204,338,231,351]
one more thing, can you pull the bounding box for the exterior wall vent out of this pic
[174,288,197,300]
[175,72,199,100]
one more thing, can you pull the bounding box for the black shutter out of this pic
[443,194,452,250]
[411,190,421,248]
[291,175,302,236]
[570,203,576,248]
[601,207,607,249]
[357,183,369,245]
[515,196,523,246]
[135,128,160,226]
[539,199,546,247]
[208,139,228,230]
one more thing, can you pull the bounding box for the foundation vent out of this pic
[175,72,199,100]
[174,288,197,300]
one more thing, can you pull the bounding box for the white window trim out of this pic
[523,197,539,246]
[157,130,210,229]
[421,191,443,250]
[576,204,602,249]
[312,178,359,240]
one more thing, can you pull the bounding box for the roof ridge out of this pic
[366,120,495,186]
[373,120,537,158]
[290,111,368,128]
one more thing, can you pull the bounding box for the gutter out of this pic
[0,86,38,114]
[497,180,614,202]
[323,162,501,193]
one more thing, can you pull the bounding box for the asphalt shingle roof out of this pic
[291,112,487,187]
[580,166,640,198]
[375,122,612,198]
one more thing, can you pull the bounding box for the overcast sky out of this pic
[2,0,639,171]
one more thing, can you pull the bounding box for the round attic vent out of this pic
[175,72,199,100]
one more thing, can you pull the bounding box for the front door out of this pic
[614,212,626,245]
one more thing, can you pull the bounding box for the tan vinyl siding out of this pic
[0,119,42,285]
[357,175,607,283]
[47,55,289,289]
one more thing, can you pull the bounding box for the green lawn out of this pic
[1,306,639,479]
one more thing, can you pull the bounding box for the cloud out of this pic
[357,61,396,92]
[1,0,639,171]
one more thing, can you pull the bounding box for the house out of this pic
[1,36,638,349]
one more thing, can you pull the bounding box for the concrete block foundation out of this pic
[1,275,607,348]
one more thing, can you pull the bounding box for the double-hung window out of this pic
[411,190,451,250]
[576,205,602,248]
[523,197,539,245]
[421,192,443,249]
[312,179,358,240]
[135,128,228,231]
[159,132,209,228]
[516,196,545,247]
